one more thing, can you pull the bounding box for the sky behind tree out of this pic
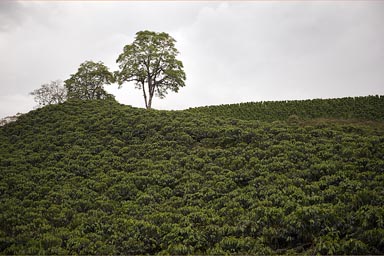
[1,1,383,117]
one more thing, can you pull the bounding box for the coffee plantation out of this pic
[0,96,383,254]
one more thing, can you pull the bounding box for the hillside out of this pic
[0,97,384,254]
[188,95,384,122]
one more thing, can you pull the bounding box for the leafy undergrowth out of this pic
[0,98,383,254]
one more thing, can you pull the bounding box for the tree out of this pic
[30,80,67,106]
[116,30,186,109]
[64,61,114,100]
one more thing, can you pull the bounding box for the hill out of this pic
[0,113,23,127]
[0,97,384,254]
[188,95,384,122]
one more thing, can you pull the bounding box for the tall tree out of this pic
[64,61,114,100]
[116,30,186,109]
[30,80,67,106]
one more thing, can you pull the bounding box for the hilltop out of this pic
[188,95,384,122]
[0,96,383,254]
[0,113,23,127]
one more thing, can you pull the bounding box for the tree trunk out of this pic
[147,95,153,109]
[142,83,149,109]
[146,78,155,109]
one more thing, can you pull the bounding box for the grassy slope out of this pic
[0,97,383,254]
[187,95,384,122]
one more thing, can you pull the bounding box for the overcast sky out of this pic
[1,1,383,118]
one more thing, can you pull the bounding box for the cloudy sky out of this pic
[1,1,383,117]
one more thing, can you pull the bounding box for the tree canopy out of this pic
[30,80,67,106]
[116,30,186,109]
[64,61,114,100]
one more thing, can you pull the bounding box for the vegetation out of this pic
[0,96,383,254]
[29,31,184,110]
[116,30,186,109]
[188,95,384,122]
[64,61,115,100]
[30,80,67,107]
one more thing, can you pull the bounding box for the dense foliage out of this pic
[1,97,383,254]
[188,95,384,122]
[116,30,186,109]
[64,61,114,100]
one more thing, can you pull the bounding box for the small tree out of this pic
[30,80,67,106]
[64,61,114,100]
[116,30,186,109]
